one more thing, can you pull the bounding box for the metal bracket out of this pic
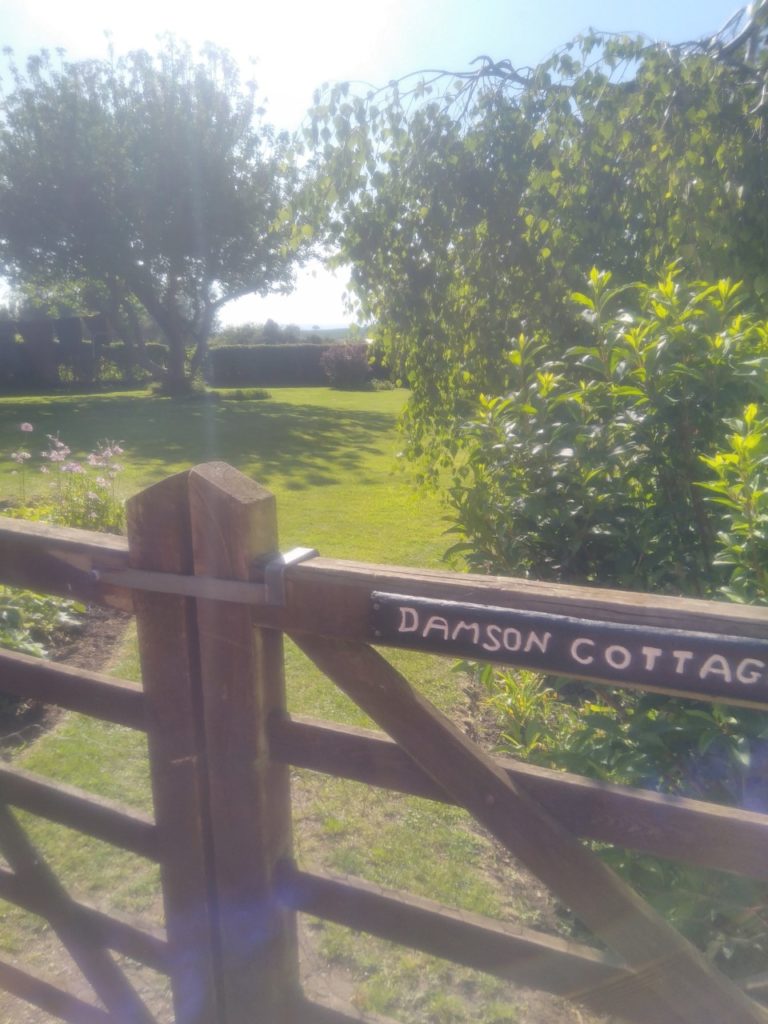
[264,547,319,606]
[88,546,318,606]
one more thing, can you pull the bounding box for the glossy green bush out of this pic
[700,404,768,604]
[448,267,768,597]
[451,267,768,972]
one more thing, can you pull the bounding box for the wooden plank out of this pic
[0,648,145,729]
[0,801,155,1023]
[271,716,768,882]
[0,958,112,1024]
[371,591,768,707]
[188,462,300,1023]
[247,557,768,707]
[0,514,131,611]
[126,469,222,1024]
[0,763,158,860]
[0,866,169,973]
[279,862,628,994]
[250,555,768,643]
[294,635,768,1024]
[280,864,688,1024]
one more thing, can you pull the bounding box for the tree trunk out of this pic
[164,325,193,394]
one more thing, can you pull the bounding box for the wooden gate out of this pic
[1,461,767,1023]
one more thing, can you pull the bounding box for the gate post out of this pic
[128,463,300,1024]
[127,470,222,1024]
[187,462,300,1023]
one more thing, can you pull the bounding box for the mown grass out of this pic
[0,388,579,1024]
[0,388,444,563]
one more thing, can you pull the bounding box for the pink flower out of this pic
[19,422,33,432]
[61,461,83,474]
[11,450,31,463]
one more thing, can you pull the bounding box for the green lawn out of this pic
[0,387,445,564]
[0,388,577,1024]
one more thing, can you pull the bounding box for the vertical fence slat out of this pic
[127,470,222,1024]
[188,462,300,1024]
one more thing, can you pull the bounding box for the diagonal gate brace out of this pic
[292,634,768,1024]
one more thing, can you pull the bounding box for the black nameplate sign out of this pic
[370,592,768,707]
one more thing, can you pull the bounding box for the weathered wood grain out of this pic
[127,469,222,1024]
[0,866,169,973]
[270,715,768,881]
[279,863,706,1024]
[0,514,131,610]
[279,862,627,993]
[188,462,300,1024]
[274,556,768,638]
[294,635,767,1024]
[0,801,155,1023]
[0,763,157,860]
[0,648,145,728]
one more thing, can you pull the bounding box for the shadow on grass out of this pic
[0,394,397,491]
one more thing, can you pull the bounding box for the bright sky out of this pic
[0,0,746,326]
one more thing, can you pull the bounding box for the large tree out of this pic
[307,2,768,460]
[0,41,305,390]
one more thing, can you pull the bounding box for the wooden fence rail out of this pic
[269,714,768,882]
[1,461,767,1024]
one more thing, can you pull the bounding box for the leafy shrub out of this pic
[321,344,372,389]
[147,376,210,399]
[217,388,272,401]
[448,267,768,973]
[484,663,768,972]
[0,586,82,659]
[700,404,768,604]
[448,267,768,596]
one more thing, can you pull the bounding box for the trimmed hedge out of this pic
[208,344,332,386]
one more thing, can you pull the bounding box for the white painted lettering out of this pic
[524,631,552,654]
[398,607,420,633]
[503,628,522,652]
[699,655,733,683]
[641,646,663,671]
[736,659,765,685]
[452,621,480,644]
[482,624,502,653]
[672,650,694,674]
[571,638,595,665]
[605,645,632,670]
[422,616,450,640]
